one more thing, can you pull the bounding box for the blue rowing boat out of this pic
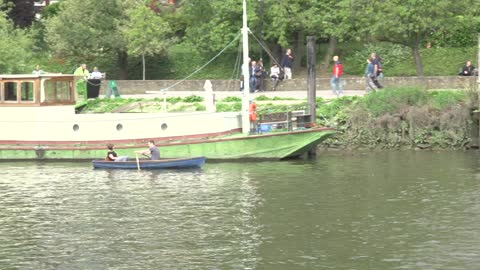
[92,156,206,170]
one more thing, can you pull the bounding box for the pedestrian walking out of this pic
[331,55,343,96]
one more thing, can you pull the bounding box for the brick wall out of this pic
[100,76,478,94]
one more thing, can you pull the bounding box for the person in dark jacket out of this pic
[281,48,294,79]
[106,144,128,162]
[459,60,476,76]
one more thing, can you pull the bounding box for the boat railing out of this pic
[257,110,313,133]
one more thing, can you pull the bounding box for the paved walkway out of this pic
[122,90,367,100]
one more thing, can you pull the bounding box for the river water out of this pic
[1,150,480,270]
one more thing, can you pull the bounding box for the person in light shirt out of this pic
[270,63,281,91]
[90,67,103,79]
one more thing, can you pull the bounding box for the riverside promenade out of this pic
[122,89,368,100]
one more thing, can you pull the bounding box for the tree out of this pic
[3,0,35,28]
[358,0,479,76]
[178,0,246,53]
[265,0,355,71]
[123,3,173,80]
[0,11,33,73]
[45,0,129,78]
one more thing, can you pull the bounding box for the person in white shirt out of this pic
[90,67,103,79]
[270,63,281,91]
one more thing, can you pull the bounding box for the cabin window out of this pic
[21,82,34,101]
[44,80,72,102]
[4,82,17,101]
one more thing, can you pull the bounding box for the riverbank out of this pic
[86,87,477,150]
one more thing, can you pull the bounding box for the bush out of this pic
[216,102,241,112]
[428,90,468,109]
[182,95,204,102]
[343,42,412,75]
[360,88,429,117]
[221,96,241,102]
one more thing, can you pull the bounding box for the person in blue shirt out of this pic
[365,58,377,92]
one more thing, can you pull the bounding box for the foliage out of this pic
[255,95,270,101]
[360,88,430,117]
[353,0,478,76]
[3,0,35,28]
[45,0,127,73]
[257,102,308,115]
[163,42,238,80]
[182,95,204,103]
[221,96,241,102]
[3,0,480,80]
[123,2,173,79]
[344,42,411,75]
[216,102,242,112]
[429,15,480,47]
[178,0,245,53]
[428,90,468,110]
[84,98,143,112]
[165,96,182,104]
[318,87,473,149]
[0,11,34,73]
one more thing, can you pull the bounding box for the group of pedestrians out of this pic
[241,48,295,93]
[249,59,267,92]
[331,53,384,96]
[365,53,384,92]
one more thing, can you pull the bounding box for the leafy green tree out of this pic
[123,2,173,80]
[0,11,33,73]
[358,0,479,76]
[293,0,358,72]
[178,0,246,53]
[177,0,358,73]
[45,0,129,77]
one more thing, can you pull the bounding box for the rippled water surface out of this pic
[1,151,480,270]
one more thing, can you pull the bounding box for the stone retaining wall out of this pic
[99,76,478,95]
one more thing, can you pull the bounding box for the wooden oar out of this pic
[135,153,141,171]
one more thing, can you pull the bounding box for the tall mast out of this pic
[241,0,250,134]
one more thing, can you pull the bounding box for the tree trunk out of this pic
[270,42,282,65]
[117,50,129,79]
[320,36,337,75]
[413,38,424,77]
[293,30,305,71]
[142,53,146,81]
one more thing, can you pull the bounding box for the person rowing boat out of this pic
[136,140,160,160]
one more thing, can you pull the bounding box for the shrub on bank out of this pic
[320,88,475,149]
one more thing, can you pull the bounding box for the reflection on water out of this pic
[1,151,480,269]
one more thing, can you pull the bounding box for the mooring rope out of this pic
[151,32,242,93]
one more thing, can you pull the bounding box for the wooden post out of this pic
[477,34,480,148]
[307,36,317,122]
[478,34,480,87]
[307,36,317,157]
